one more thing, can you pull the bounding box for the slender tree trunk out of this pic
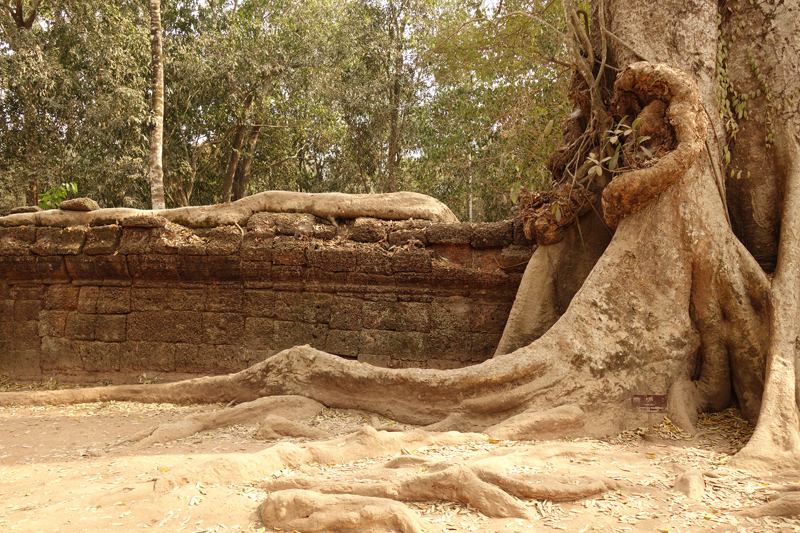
[148,0,166,210]
[234,124,262,200]
[221,93,254,203]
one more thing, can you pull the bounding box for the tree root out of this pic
[261,463,534,519]
[256,414,333,440]
[113,395,325,447]
[258,446,617,520]
[260,490,426,533]
[154,426,486,491]
[737,493,800,518]
[0,190,459,228]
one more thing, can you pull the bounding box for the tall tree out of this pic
[148,0,166,210]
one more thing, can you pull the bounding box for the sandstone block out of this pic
[96,286,131,314]
[203,312,245,344]
[95,314,127,342]
[127,311,203,343]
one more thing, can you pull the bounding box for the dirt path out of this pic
[0,396,797,533]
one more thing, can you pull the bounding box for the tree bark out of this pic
[221,92,254,203]
[148,0,166,210]
[233,124,262,200]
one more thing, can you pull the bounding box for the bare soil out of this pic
[0,390,797,533]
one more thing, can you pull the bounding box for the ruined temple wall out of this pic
[0,215,533,382]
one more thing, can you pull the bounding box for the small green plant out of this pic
[38,182,77,210]
[587,116,652,178]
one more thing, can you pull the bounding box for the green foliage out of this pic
[1,0,569,221]
[38,183,77,210]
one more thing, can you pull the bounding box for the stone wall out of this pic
[0,213,533,383]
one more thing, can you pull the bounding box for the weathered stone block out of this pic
[169,287,206,311]
[272,320,327,350]
[127,311,203,343]
[0,256,41,281]
[10,320,40,350]
[83,225,122,255]
[389,248,431,273]
[271,265,307,287]
[207,284,243,312]
[241,232,274,261]
[77,286,99,313]
[44,285,80,310]
[96,286,131,314]
[325,330,360,357]
[205,344,248,373]
[244,290,278,317]
[241,260,273,282]
[119,227,161,254]
[427,329,471,358]
[66,255,130,284]
[426,223,472,244]
[122,341,176,372]
[468,332,501,361]
[329,297,362,331]
[351,218,388,243]
[355,246,393,275]
[174,343,202,373]
[388,229,428,246]
[77,341,122,372]
[273,292,332,324]
[36,255,70,282]
[65,312,96,340]
[203,313,245,344]
[244,317,274,347]
[0,226,36,256]
[306,243,358,272]
[95,314,127,342]
[0,300,12,322]
[14,299,42,322]
[131,286,169,311]
[40,336,79,371]
[203,256,242,282]
[30,227,86,255]
[431,296,473,331]
[470,303,512,334]
[206,226,242,255]
[127,254,181,282]
[39,310,68,337]
[10,285,45,300]
[359,329,426,359]
[4,349,41,377]
[243,347,275,365]
[471,221,513,248]
[272,238,308,266]
[362,301,430,332]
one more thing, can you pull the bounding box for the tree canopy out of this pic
[0,0,570,221]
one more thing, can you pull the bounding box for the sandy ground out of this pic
[0,394,798,533]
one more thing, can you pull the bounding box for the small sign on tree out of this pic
[631,395,667,412]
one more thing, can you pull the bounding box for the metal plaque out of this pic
[631,395,667,413]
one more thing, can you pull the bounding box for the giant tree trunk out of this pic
[5,0,800,477]
[148,0,166,210]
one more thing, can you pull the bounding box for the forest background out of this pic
[0,0,570,222]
